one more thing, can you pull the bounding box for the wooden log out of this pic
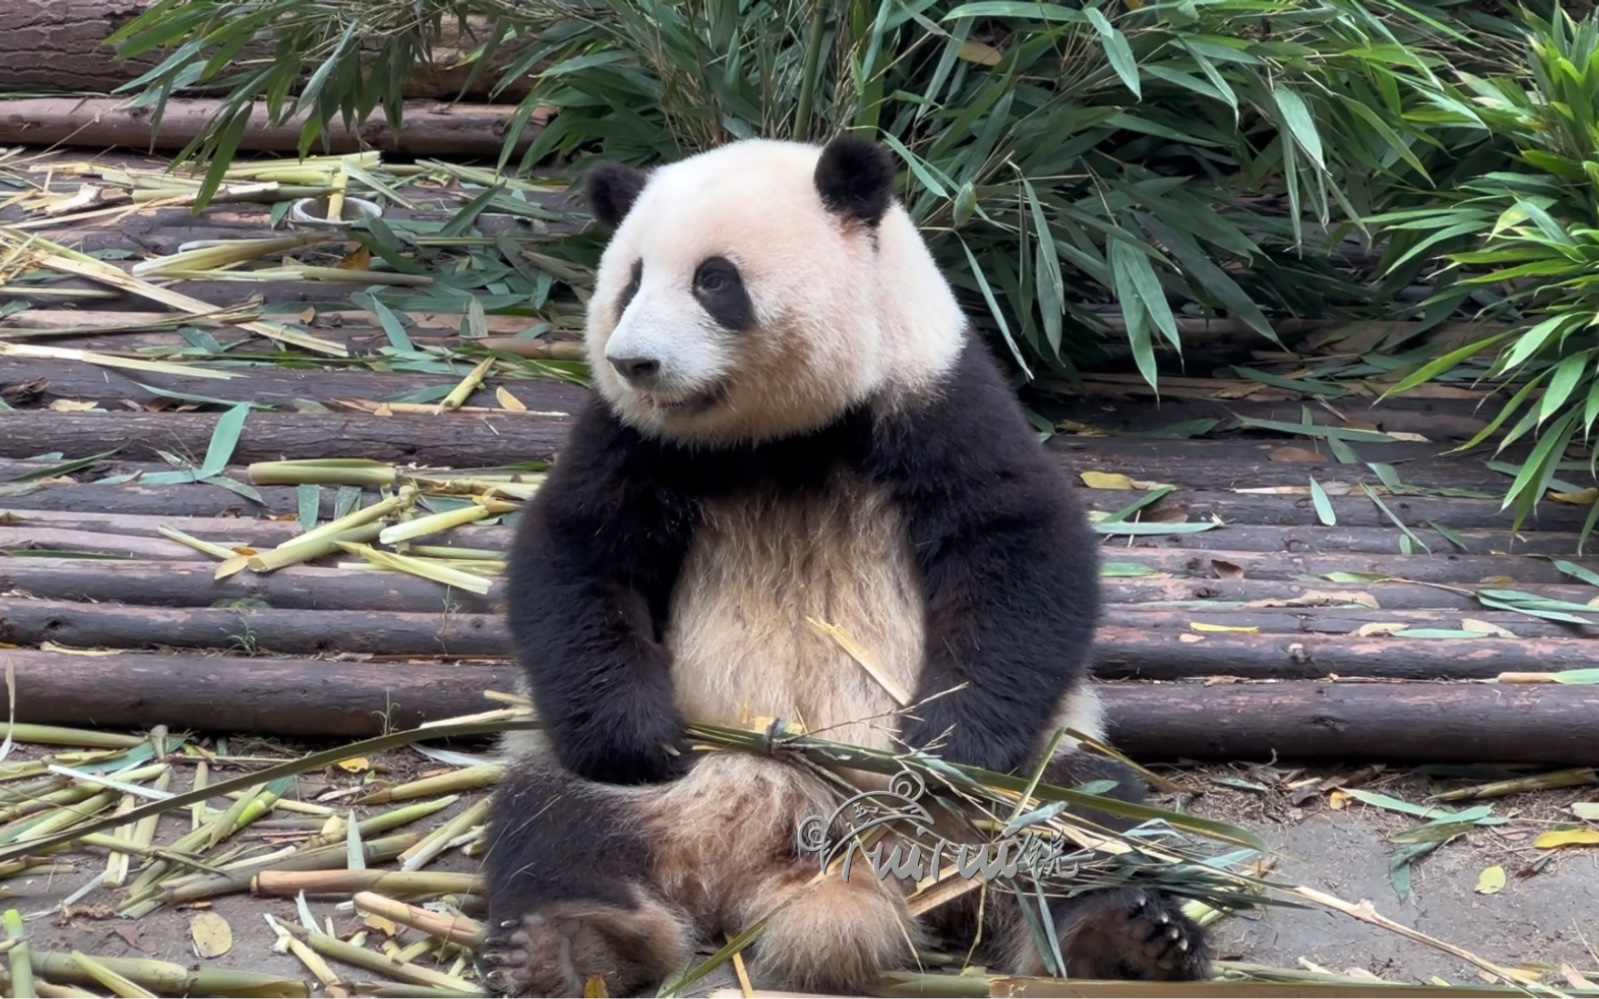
[1107,522,1597,557]
[0,410,1533,495]
[1100,681,1599,766]
[4,595,1589,680]
[0,480,329,518]
[1091,625,1594,680]
[0,3,541,102]
[2,645,1590,763]
[1053,438,1538,493]
[0,410,573,466]
[1046,395,1493,443]
[0,508,513,551]
[1099,576,1599,612]
[0,598,510,658]
[0,357,591,414]
[1099,606,1581,640]
[0,649,517,737]
[1113,547,1599,584]
[1088,487,1597,532]
[0,558,501,615]
[15,558,1587,618]
[0,97,553,157]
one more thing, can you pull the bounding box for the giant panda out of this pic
[480,134,1211,997]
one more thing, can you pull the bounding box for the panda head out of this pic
[579,135,965,447]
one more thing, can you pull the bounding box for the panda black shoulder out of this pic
[867,328,1102,776]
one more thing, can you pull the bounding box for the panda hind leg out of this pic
[995,753,1212,982]
[479,759,695,998]
[645,755,922,995]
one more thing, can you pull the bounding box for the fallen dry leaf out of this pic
[1461,618,1517,639]
[190,910,233,958]
[497,386,527,411]
[1189,622,1260,634]
[1211,560,1245,581]
[1179,634,1205,644]
[1269,446,1328,464]
[337,757,373,773]
[1080,471,1135,490]
[1474,865,1506,895]
[1533,829,1599,850]
[1549,488,1598,506]
[1570,803,1599,820]
[1356,622,1408,637]
[47,399,100,412]
[1328,790,1351,810]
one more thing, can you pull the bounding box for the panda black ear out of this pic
[585,161,649,231]
[814,134,897,228]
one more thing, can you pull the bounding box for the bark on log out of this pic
[1090,626,1593,681]
[0,411,1533,499]
[4,595,1591,680]
[1099,577,1599,612]
[0,508,513,552]
[0,358,592,414]
[1100,606,1580,640]
[1114,547,1599,584]
[16,558,1595,618]
[0,558,501,615]
[0,98,553,157]
[1100,681,1599,766]
[1099,522,1591,558]
[0,410,574,466]
[1091,487,1595,533]
[0,649,517,737]
[0,480,334,518]
[1,645,1589,764]
[0,3,542,102]
[1046,395,1493,443]
[0,598,510,658]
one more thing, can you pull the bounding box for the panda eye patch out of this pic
[692,256,754,332]
[617,258,643,318]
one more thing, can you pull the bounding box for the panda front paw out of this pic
[1055,887,1212,981]
[557,709,692,786]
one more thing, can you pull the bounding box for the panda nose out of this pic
[609,356,661,384]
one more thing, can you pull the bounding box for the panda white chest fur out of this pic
[665,469,926,752]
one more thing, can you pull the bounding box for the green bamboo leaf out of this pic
[1271,83,1325,168]
[1309,477,1336,526]
[196,403,251,479]
[1084,8,1140,99]
[1537,350,1592,425]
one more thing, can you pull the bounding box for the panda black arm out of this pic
[503,402,699,786]
[870,334,1102,777]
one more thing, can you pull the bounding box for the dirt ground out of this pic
[4,743,1596,996]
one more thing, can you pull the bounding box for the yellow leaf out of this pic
[496,386,527,411]
[338,757,372,773]
[1080,472,1135,490]
[1355,622,1408,637]
[363,914,399,935]
[1534,829,1599,849]
[1189,622,1260,634]
[48,399,101,412]
[1474,865,1506,894]
[1461,618,1517,639]
[584,975,611,998]
[957,39,1003,65]
[190,911,233,958]
[1328,790,1350,810]
[1550,488,1598,506]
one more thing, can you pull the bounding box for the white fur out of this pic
[584,139,966,447]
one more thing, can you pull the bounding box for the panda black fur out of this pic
[480,135,1211,997]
